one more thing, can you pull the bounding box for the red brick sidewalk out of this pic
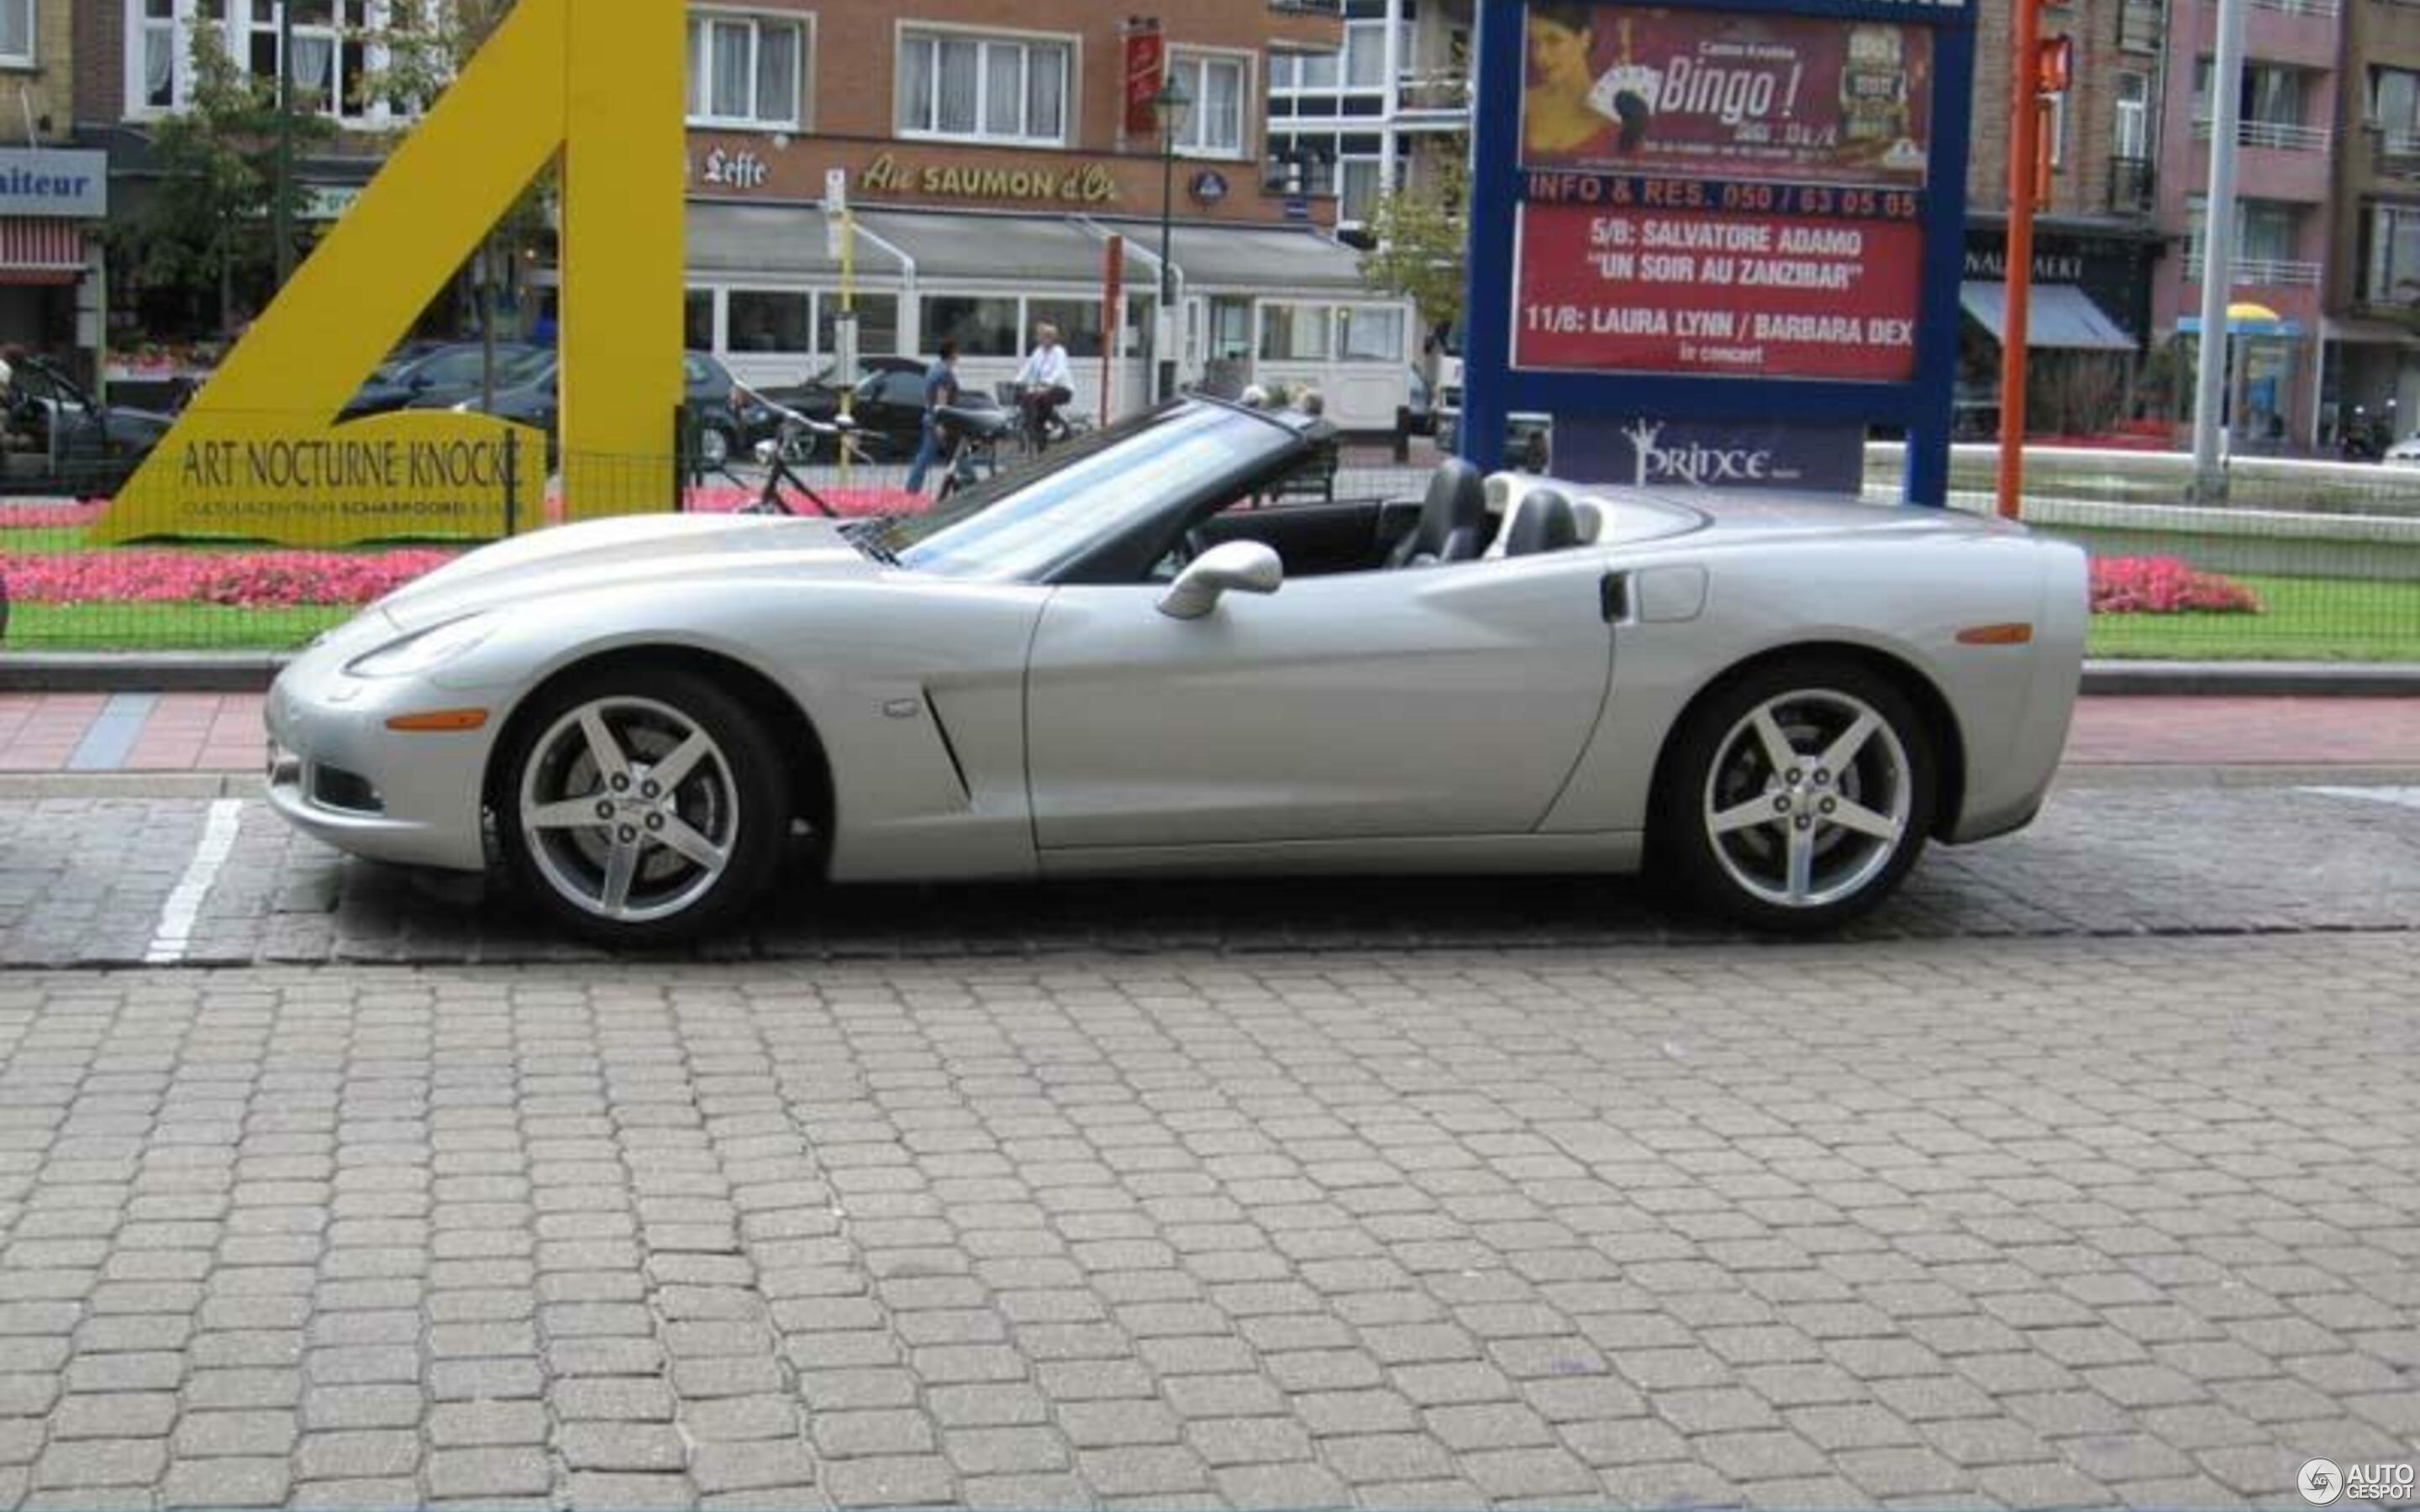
[2,690,2416,775]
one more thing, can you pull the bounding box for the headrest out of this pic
[1502,488,1579,556]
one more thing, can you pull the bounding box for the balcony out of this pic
[1396,68,1471,117]
[2375,128,2420,179]
[2193,117,2333,152]
[2186,255,2327,286]
[2119,0,2165,50]
[2108,155,2156,213]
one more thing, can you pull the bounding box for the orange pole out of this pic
[1996,1,2042,521]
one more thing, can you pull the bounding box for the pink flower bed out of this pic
[0,549,458,608]
[2091,556,2263,616]
[0,501,108,531]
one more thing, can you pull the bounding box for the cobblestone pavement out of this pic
[3,769,2419,968]
[0,935,2413,1511]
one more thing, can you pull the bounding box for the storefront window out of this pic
[1260,304,1334,362]
[923,296,1021,357]
[685,290,717,352]
[1339,307,1404,364]
[1026,298,1105,360]
[818,294,898,359]
[726,291,809,354]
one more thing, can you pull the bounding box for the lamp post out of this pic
[1151,70,1193,404]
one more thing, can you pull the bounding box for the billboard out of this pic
[1518,8,1933,186]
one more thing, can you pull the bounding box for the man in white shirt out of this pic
[1014,322,1074,449]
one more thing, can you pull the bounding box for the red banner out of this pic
[1125,26,1166,139]
[1520,6,1932,188]
[1513,202,1921,381]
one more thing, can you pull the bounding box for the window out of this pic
[2046,92,2066,171]
[1260,303,1334,362]
[1339,307,1404,363]
[2196,60,2309,127]
[2376,69,2420,135]
[2365,204,2420,307]
[128,0,416,123]
[2115,71,2152,159]
[897,29,1070,145]
[685,290,718,351]
[687,12,803,129]
[0,0,33,65]
[1339,157,1382,222]
[1270,48,1339,94]
[1169,52,1248,158]
[727,290,810,353]
[1343,20,1387,89]
[2188,197,2300,267]
[1027,298,1105,359]
[923,296,1021,357]
[822,294,899,359]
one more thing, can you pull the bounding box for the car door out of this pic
[1023,554,1615,849]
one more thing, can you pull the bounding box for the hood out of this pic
[376,510,875,629]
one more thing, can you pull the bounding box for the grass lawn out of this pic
[5,603,355,651]
[2091,575,2420,661]
[0,528,88,554]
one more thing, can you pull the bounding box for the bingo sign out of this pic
[1461,0,1975,505]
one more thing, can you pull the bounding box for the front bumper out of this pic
[262,633,497,873]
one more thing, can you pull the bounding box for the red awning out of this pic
[0,219,87,286]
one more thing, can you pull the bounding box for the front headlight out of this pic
[345,613,496,678]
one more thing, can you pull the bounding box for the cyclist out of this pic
[904,338,961,495]
[1013,321,1073,451]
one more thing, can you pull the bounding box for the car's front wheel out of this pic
[497,668,792,945]
[1655,658,1936,932]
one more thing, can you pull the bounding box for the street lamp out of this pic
[1152,69,1194,404]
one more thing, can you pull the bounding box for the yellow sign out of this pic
[155,412,544,542]
[859,152,1120,207]
[97,0,683,547]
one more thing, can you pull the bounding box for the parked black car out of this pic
[1,354,174,500]
[446,352,755,471]
[745,356,996,462]
[344,342,555,420]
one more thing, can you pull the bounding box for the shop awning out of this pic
[0,219,85,286]
[855,209,1105,282]
[1090,217,1372,293]
[1960,281,2138,351]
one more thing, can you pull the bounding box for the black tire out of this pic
[495,664,794,947]
[1650,656,1937,932]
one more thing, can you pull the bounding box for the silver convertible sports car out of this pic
[266,398,2087,945]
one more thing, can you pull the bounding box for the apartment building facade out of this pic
[2328,0,2420,445]
[1954,0,2168,437]
[2149,0,2340,448]
[2,0,105,376]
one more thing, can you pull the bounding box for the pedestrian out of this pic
[904,338,960,496]
[1014,322,1073,449]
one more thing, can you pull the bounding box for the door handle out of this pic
[1600,572,1628,624]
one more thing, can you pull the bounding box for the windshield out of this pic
[874,402,1300,582]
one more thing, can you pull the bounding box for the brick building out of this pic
[76,1,1409,427]
[1955,0,2167,439]
[1,0,106,376]
[2327,0,2420,448]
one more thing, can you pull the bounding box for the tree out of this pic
[1356,155,1470,360]
[112,21,334,339]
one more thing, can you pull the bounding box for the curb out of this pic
[4,652,2419,697]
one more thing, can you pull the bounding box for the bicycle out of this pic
[730,402,876,518]
[996,381,1092,459]
[932,402,1013,502]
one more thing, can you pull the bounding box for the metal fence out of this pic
[3,434,2417,663]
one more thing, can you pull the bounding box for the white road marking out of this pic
[2300,786,2420,811]
[147,799,246,964]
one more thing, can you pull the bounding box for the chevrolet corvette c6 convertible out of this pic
[265,399,2087,945]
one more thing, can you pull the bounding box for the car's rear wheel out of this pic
[498,668,791,945]
[1655,658,1935,932]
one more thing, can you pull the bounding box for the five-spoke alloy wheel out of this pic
[1656,658,1936,931]
[497,667,792,944]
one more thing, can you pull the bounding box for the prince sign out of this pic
[1458,0,1974,505]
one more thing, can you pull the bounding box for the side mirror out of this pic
[1157,540,1283,621]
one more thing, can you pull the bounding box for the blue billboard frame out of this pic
[1460,0,1977,506]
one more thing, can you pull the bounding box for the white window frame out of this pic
[1269,46,1340,97]
[894,20,1078,149]
[1342,19,1389,92]
[687,8,810,133]
[2115,71,2151,159]
[1337,302,1407,365]
[1339,155,1383,223]
[0,0,35,68]
[1168,47,1253,161]
[123,0,417,127]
